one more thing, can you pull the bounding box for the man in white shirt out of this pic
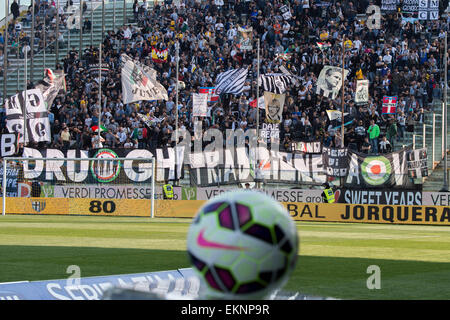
[117,126,127,145]
[383,51,392,66]
[227,27,237,43]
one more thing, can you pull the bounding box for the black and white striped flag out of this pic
[258,73,295,94]
[5,89,51,144]
[215,68,248,95]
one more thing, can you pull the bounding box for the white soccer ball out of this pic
[186,190,299,300]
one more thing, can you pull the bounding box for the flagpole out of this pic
[175,42,179,183]
[256,38,260,141]
[98,42,102,146]
[24,48,28,145]
[341,35,345,147]
[256,38,260,189]
[43,9,46,69]
[90,0,93,46]
[97,0,105,146]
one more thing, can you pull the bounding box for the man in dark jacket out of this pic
[11,0,20,21]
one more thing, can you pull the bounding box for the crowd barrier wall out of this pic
[5,198,450,226]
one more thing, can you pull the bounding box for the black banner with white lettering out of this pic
[381,0,400,12]
[344,148,415,189]
[322,147,348,177]
[402,0,419,12]
[0,163,19,197]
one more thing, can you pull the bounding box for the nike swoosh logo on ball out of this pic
[197,229,247,251]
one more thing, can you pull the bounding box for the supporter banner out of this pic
[6,198,150,216]
[279,5,292,20]
[22,148,163,185]
[264,91,285,124]
[402,0,419,12]
[189,149,326,187]
[407,148,428,178]
[237,26,253,51]
[292,141,322,154]
[326,110,353,130]
[259,74,295,94]
[382,96,398,114]
[284,203,450,225]
[249,96,265,109]
[355,80,369,105]
[317,42,331,52]
[88,63,110,80]
[423,192,450,206]
[418,0,439,20]
[344,148,415,189]
[381,0,400,12]
[1,133,19,157]
[18,145,415,188]
[34,69,67,109]
[137,113,165,128]
[199,87,219,103]
[5,89,51,144]
[192,93,208,117]
[260,123,280,140]
[0,163,19,197]
[335,189,422,205]
[121,54,168,104]
[151,47,169,63]
[316,66,349,100]
[322,147,348,177]
[215,68,248,95]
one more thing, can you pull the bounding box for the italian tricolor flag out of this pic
[91,125,108,133]
[317,42,331,51]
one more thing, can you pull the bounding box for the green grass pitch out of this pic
[0,215,449,299]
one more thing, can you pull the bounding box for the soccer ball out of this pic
[186,190,299,300]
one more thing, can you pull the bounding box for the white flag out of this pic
[355,80,369,105]
[5,89,50,144]
[121,54,168,104]
[316,66,349,100]
[192,93,208,117]
[264,91,285,124]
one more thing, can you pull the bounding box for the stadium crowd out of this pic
[1,0,450,156]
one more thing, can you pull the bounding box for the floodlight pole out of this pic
[56,0,60,63]
[3,0,8,106]
[341,35,345,148]
[24,48,28,145]
[442,31,449,192]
